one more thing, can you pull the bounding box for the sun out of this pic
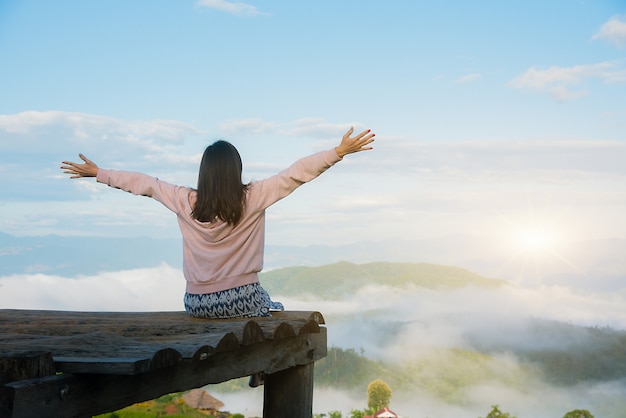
[513,226,559,255]
[498,218,583,286]
[486,191,584,286]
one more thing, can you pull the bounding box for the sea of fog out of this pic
[1,263,626,417]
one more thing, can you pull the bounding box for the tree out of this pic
[367,379,392,411]
[480,404,517,418]
[349,410,365,418]
[350,409,374,418]
[563,410,594,418]
[314,413,342,418]
[349,408,375,418]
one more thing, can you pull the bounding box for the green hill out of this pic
[260,261,506,299]
[315,346,535,405]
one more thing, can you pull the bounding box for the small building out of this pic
[365,407,398,418]
[181,388,224,415]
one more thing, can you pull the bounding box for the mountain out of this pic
[1,232,625,292]
[0,232,182,276]
[260,261,507,299]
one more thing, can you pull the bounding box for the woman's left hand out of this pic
[335,127,375,158]
[60,154,99,178]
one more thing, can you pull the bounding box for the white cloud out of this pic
[218,117,359,140]
[219,118,277,136]
[286,118,360,139]
[0,111,202,168]
[592,15,626,48]
[2,110,625,245]
[3,267,626,417]
[325,195,399,210]
[196,0,267,17]
[4,266,625,344]
[375,136,626,179]
[453,73,482,84]
[271,282,626,417]
[0,264,185,311]
[549,84,588,101]
[0,111,198,141]
[508,62,626,101]
[279,283,626,355]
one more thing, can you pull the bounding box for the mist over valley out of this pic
[2,234,625,416]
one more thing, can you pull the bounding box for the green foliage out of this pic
[405,347,533,405]
[349,409,374,418]
[367,379,392,410]
[314,412,343,418]
[261,261,505,299]
[480,404,517,418]
[212,376,249,392]
[315,347,410,392]
[509,322,626,385]
[93,392,235,418]
[563,409,595,418]
[315,346,538,405]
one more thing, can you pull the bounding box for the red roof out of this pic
[373,407,398,417]
[363,407,399,418]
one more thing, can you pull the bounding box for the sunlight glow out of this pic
[515,227,557,253]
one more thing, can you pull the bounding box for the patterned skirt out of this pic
[184,282,284,319]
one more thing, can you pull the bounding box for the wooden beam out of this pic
[4,329,326,418]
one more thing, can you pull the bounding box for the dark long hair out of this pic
[192,140,248,225]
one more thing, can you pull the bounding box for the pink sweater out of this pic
[96,148,342,294]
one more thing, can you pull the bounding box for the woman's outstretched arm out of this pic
[61,155,187,214]
[61,154,99,178]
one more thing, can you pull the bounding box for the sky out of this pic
[2,4,626,414]
[1,0,626,252]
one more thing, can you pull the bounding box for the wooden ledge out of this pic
[0,309,325,375]
[0,309,328,418]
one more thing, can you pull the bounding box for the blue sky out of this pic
[2,5,626,413]
[1,0,625,252]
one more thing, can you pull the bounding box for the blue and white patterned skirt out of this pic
[184,282,284,319]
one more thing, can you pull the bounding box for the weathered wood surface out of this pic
[0,309,327,418]
[0,309,325,375]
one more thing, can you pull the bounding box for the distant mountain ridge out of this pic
[260,261,506,299]
[1,232,625,292]
[0,232,182,276]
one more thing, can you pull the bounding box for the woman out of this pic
[61,127,375,319]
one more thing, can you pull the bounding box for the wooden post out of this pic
[263,363,314,418]
[0,351,56,418]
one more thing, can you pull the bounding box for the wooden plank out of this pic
[5,329,326,418]
[0,310,324,343]
[0,310,325,375]
[0,310,324,333]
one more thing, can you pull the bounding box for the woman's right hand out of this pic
[60,154,99,178]
[335,127,375,158]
